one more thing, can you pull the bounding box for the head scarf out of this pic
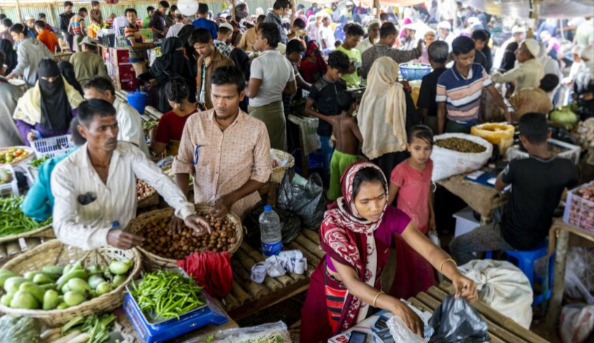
[358,57,407,159]
[149,37,188,85]
[38,59,71,132]
[58,61,83,96]
[0,39,17,75]
[320,162,388,331]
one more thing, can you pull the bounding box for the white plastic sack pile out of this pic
[459,259,533,329]
[560,305,594,343]
[388,315,427,343]
[431,133,493,182]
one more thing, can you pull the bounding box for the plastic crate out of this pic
[563,181,594,233]
[505,138,581,165]
[31,134,74,158]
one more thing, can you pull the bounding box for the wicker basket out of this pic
[0,224,55,244]
[270,149,295,184]
[127,204,243,271]
[0,240,142,326]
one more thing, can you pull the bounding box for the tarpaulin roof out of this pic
[463,0,594,18]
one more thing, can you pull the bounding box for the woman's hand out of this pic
[391,300,424,337]
[452,274,478,303]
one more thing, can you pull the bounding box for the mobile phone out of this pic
[348,330,367,343]
[374,315,389,330]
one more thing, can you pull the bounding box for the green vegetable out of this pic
[0,315,41,343]
[10,290,40,309]
[0,269,17,287]
[41,265,64,275]
[61,283,71,294]
[109,259,133,275]
[56,269,88,290]
[30,155,50,168]
[88,275,105,290]
[87,266,104,275]
[130,270,204,320]
[1,293,13,306]
[42,290,59,310]
[62,316,85,335]
[52,330,81,343]
[551,106,580,130]
[64,291,86,306]
[112,274,127,288]
[96,281,112,295]
[67,278,91,294]
[57,302,69,309]
[82,314,116,343]
[23,271,38,280]
[19,282,45,303]
[0,197,52,238]
[4,276,28,296]
[33,273,54,285]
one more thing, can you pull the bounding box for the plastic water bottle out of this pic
[259,205,283,256]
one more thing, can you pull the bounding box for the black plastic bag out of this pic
[428,296,490,343]
[277,169,326,231]
[244,203,302,248]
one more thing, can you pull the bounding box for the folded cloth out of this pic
[250,250,308,283]
[177,251,233,298]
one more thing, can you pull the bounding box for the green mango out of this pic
[10,290,40,309]
[19,282,45,303]
[63,291,86,307]
[88,275,105,290]
[0,293,13,306]
[67,278,90,294]
[57,302,69,309]
[33,273,54,285]
[0,270,17,287]
[4,277,28,296]
[42,290,59,310]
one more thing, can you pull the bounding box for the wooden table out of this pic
[222,229,323,321]
[437,174,509,224]
[546,219,594,327]
[411,281,550,343]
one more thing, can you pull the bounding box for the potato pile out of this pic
[140,213,238,260]
[435,138,487,153]
[136,179,154,199]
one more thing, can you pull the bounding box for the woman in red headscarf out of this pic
[300,162,478,342]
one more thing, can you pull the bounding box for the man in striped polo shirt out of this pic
[436,36,509,134]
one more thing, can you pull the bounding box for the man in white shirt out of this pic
[52,99,209,250]
[356,19,379,54]
[6,23,53,87]
[166,12,187,38]
[319,13,335,53]
[82,77,149,156]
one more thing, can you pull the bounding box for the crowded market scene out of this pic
[0,0,592,341]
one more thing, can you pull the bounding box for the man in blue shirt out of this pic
[192,3,217,40]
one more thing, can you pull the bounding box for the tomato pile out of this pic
[0,148,30,164]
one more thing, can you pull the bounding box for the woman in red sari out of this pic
[300,162,477,342]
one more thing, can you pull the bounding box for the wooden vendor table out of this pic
[546,219,594,327]
[411,281,550,343]
[437,174,509,224]
[222,229,323,321]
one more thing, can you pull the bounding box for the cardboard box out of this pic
[109,48,130,64]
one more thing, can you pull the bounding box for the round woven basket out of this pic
[270,149,295,184]
[0,224,55,244]
[127,204,243,271]
[0,240,142,326]
[137,181,159,209]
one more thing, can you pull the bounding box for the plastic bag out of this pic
[564,247,594,304]
[388,315,427,343]
[244,204,302,248]
[198,321,292,343]
[431,134,493,182]
[459,260,533,328]
[428,295,490,343]
[277,169,327,231]
[560,305,594,343]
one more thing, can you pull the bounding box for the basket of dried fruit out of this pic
[271,149,295,184]
[431,133,493,182]
[127,204,243,271]
[136,179,159,208]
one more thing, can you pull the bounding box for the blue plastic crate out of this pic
[399,63,431,80]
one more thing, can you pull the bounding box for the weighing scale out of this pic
[124,283,228,343]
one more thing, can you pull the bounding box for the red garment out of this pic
[299,41,327,83]
[154,109,195,143]
[177,251,233,298]
[301,162,411,342]
[389,159,436,298]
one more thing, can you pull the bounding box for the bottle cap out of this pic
[112,221,120,228]
[264,205,272,212]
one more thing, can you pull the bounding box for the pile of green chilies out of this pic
[130,270,204,320]
[0,197,52,237]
